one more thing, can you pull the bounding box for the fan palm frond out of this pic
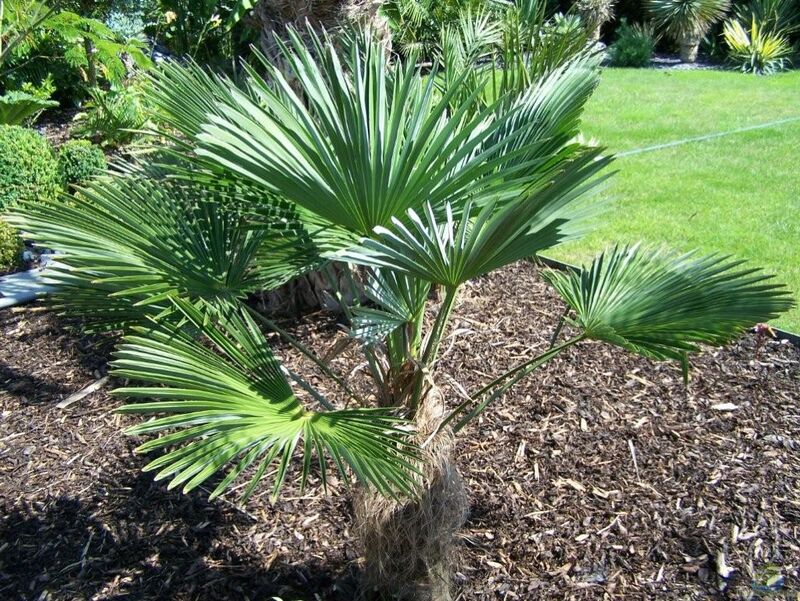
[544,245,794,362]
[113,299,421,501]
[153,27,605,243]
[337,148,610,287]
[6,174,312,331]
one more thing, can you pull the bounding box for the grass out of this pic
[552,68,800,332]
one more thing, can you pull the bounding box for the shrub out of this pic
[723,17,792,72]
[0,219,25,273]
[73,82,149,148]
[646,0,732,61]
[58,140,108,186]
[609,21,657,66]
[0,125,61,210]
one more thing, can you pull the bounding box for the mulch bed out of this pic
[1,261,798,600]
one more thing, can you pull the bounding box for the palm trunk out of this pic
[257,262,363,315]
[678,31,701,63]
[254,0,390,62]
[355,386,468,601]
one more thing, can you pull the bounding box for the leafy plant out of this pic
[575,0,618,40]
[733,0,800,36]
[609,20,657,66]
[646,0,732,61]
[0,0,55,68]
[7,25,794,600]
[0,89,57,124]
[1,0,153,105]
[72,79,148,147]
[0,124,60,209]
[723,16,792,73]
[143,0,257,65]
[380,0,495,59]
[0,218,24,272]
[57,138,107,186]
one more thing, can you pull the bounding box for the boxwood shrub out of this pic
[0,219,24,273]
[58,139,107,187]
[0,125,61,209]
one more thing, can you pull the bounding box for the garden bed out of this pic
[1,260,798,600]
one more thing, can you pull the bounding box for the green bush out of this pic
[0,219,25,273]
[0,125,61,210]
[609,21,657,66]
[58,139,107,186]
[73,82,149,148]
[723,17,792,73]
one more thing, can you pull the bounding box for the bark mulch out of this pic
[1,261,798,600]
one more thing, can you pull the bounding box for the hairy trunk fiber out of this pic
[355,387,468,601]
[678,31,701,63]
[254,0,390,62]
[256,262,363,316]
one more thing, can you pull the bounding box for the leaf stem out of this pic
[433,335,583,437]
[409,285,459,410]
[245,305,363,406]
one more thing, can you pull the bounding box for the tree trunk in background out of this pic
[84,38,97,88]
[354,386,468,601]
[678,31,701,62]
[254,0,390,61]
[250,1,390,314]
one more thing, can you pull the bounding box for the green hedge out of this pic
[0,125,61,210]
[58,139,108,187]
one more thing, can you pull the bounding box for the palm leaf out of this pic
[113,299,421,501]
[337,148,611,287]
[5,174,309,331]
[544,244,794,362]
[164,26,604,240]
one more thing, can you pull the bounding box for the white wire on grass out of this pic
[616,116,800,158]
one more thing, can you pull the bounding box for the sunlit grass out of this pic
[552,68,800,332]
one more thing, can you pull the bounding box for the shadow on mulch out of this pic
[1,261,799,600]
[0,309,112,405]
[0,472,356,601]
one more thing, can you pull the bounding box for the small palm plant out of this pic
[575,0,617,41]
[8,26,793,601]
[646,0,732,62]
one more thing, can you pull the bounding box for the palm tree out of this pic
[646,0,731,62]
[575,0,617,42]
[8,25,793,601]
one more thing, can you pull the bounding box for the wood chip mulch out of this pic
[1,261,798,600]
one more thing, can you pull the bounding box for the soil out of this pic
[35,108,80,148]
[1,261,798,600]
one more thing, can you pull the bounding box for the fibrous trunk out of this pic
[355,386,468,601]
[254,0,390,63]
[678,31,701,62]
[257,262,364,316]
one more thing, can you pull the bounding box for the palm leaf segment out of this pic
[174,27,606,244]
[6,175,300,331]
[545,245,795,361]
[113,300,420,501]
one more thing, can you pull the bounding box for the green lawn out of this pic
[551,68,800,332]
